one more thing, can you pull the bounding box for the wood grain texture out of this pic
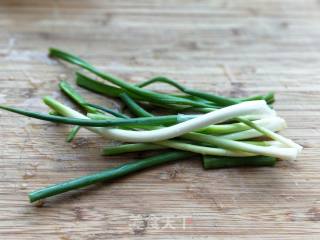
[0,0,319,239]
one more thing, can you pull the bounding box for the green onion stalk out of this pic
[50,48,273,107]
[0,48,303,204]
[0,96,297,160]
[39,97,297,160]
[29,151,195,202]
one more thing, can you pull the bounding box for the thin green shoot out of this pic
[0,101,196,128]
[29,151,195,202]
[138,76,274,106]
[66,126,81,142]
[49,48,215,108]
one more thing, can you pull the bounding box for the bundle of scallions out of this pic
[0,48,302,203]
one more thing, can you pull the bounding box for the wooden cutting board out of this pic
[0,1,319,239]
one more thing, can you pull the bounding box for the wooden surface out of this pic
[0,1,320,239]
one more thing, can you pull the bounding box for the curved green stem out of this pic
[138,76,274,105]
[76,73,218,113]
[138,76,237,106]
[49,48,213,108]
